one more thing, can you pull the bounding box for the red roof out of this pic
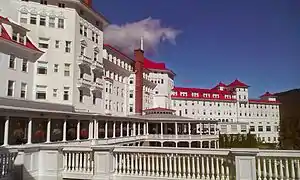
[144,107,176,112]
[227,79,249,88]
[104,44,134,62]
[260,92,276,98]
[211,82,227,90]
[249,99,280,105]
[0,16,42,53]
[144,58,167,70]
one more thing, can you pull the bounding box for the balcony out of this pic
[91,60,104,71]
[78,55,93,66]
[91,81,103,91]
[77,78,92,88]
[5,145,300,180]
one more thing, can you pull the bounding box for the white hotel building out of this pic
[0,1,293,180]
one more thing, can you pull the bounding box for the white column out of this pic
[199,123,202,136]
[46,118,51,143]
[208,123,211,135]
[133,122,136,136]
[126,122,129,136]
[63,119,67,141]
[137,123,141,136]
[146,122,149,135]
[214,124,217,135]
[3,116,9,146]
[27,118,32,144]
[89,120,94,139]
[120,122,123,137]
[105,121,108,139]
[175,122,178,136]
[208,141,211,149]
[143,122,146,135]
[94,119,98,139]
[160,122,163,137]
[76,120,80,140]
[188,122,191,135]
[113,122,116,138]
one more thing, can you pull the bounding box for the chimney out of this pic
[134,38,144,115]
[82,0,92,7]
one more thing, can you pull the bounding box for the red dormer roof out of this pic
[144,58,166,70]
[0,16,42,53]
[260,92,276,98]
[227,79,249,88]
[211,82,227,90]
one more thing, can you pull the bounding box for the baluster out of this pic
[268,158,272,180]
[220,158,225,180]
[115,153,118,173]
[216,156,220,180]
[139,154,142,176]
[201,156,205,179]
[169,155,173,177]
[0,154,3,176]
[76,152,80,171]
[225,158,229,180]
[296,160,300,179]
[273,159,278,180]
[263,158,267,180]
[143,154,146,176]
[147,154,150,176]
[285,158,290,180]
[67,152,71,171]
[156,154,159,176]
[126,153,130,175]
[151,154,155,176]
[206,155,210,179]
[160,154,164,177]
[119,153,123,174]
[63,152,67,171]
[135,153,138,175]
[187,155,191,178]
[178,155,182,178]
[164,154,168,177]
[174,154,177,178]
[211,156,215,180]
[191,155,195,179]
[258,158,262,180]
[291,159,295,180]
[83,152,87,172]
[196,155,200,179]
[72,152,75,171]
[131,154,134,175]
[182,156,186,178]
[87,152,91,172]
[123,153,126,174]
[279,159,284,180]
[79,152,83,172]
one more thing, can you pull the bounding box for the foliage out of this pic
[219,132,260,148]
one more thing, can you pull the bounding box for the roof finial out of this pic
[140,36,144,51]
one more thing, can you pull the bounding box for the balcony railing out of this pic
[0,149,18,179]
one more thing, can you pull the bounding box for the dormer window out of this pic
[40,16,46,26]
[58,3,65,8]
[40,0,47,5]
[12,31,18,41]
[20,12,28,24]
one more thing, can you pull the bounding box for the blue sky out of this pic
[95,0,300,98]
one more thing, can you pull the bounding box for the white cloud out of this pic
[104,17,181,55]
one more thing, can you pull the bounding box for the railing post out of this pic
[92,147,115,179]
[230,149,258,180]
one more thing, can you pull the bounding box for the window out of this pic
[266,126,271,132]
[53,89,58,97]
[129,104,133,112]
[49,17,55,28]
[39,16,46,26]
[9,55,15,69]
[65,41,71,53]
[84,26,87,37]
[37,61,48,74]
[58,18,64,29]
[64,63,70,76]
[7,80,15,96]
[20,12,28,23]
[58,3,65,8]
[258,126,263,132]
[22,59,28,72]
[129,92,133,98]
[79,90,83,102]
[80,45,85,55]
[80,24,83,35]
[250,126,255,132]
[12,31,18,41]
[20,82,27,98]
[92,92,96,105]
[63,87,69,100]
[36,85,47,99]
[94,51,98,61]
[40,0,47,5]
[241,124,247,132]
[129,80,133,84]
[95,34,99,43]
[55,40,60,48]
[161,79,164,84]
[30,15,37,24]
[54,64,59,72]
[92,31,95,41]
[38,38,49,49]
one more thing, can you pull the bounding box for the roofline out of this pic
[0,36,44,54]
[104,44,134,63]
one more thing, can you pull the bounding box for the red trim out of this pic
[249,99,280,105]
[227,79,249,88]
[260,92,276,98]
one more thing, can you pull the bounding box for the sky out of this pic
[94,0,300,98]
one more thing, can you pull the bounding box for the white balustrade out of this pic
[0,149,17,179]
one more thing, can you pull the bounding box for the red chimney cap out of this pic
[81,0,92,7]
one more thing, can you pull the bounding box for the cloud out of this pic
[104,17,181,55]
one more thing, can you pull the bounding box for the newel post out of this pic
[230,148,258,180]
[92,146,115,180]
